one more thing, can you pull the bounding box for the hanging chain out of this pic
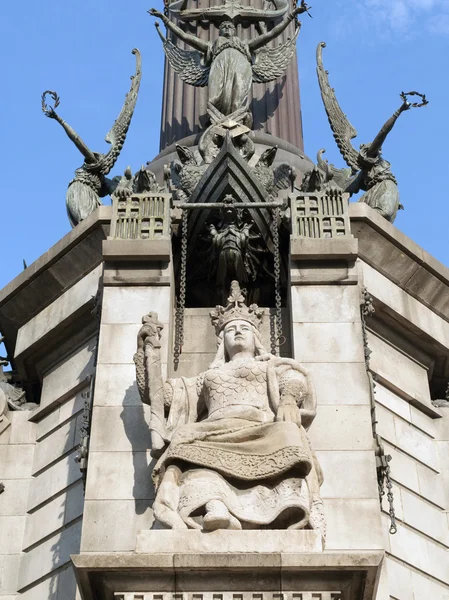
[75,287,102,489]
[174,209,188,368]
[361,287,397,535]
[271,206,284,355]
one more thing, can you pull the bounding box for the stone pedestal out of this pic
[136,530,324,554]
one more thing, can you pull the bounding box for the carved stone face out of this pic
[219,21,236,38]
[223,319,255,359]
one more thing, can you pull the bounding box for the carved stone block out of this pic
[290,192,351,239]
[111,194,171,241]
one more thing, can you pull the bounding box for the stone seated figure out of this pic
[134,282,325,538]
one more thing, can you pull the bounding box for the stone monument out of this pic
[0,2,448,600]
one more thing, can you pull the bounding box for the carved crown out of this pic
[210,281,264,334]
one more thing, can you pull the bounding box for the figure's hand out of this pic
[41,90,61,120]
[137,314,163,351]
[148,8,165,19]
[295,1,311,15]
[276,397,302,427]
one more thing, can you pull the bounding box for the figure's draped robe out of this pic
[153,358,323,531]
[207,38,253,115]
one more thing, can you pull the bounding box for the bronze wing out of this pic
[252,28,299,84]
[316,42,359,172]
[156,26,209,87]
[92,49,142,176]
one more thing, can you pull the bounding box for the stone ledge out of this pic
[290,238,358,261]
[71,550,384,600]
[103,240,171,262]
[136,530,323,554]
[349,202,449,323]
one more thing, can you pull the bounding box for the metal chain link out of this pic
[174,209,188,368]
[271,206,284,355]
[361,287,397,535]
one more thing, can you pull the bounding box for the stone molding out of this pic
[349,203,449,323]
[102,240,171,262]
[114,593,342,600]
[71,550,384,600]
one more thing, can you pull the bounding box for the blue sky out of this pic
[0,0,448,294]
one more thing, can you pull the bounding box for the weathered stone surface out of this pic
[375,383,411,422]
[18,520,82,590]
[0,555,21,595]
[290,238,358,261]
[173,353,217,378]
[93,364,140,407]
[351,203,449,322]
[292,323,365,363]
[306,363,371,406]
[290,261,359,286]
[19,565,77,600]
[98,323,170,365]
[367,331,432,407]
[409,405,436,438]
[15,266,102,357]
[36,391,84,441]
[80,500,154,552]
[416,461,446,509]
[376,405,439,471]
[23,482,84,550]
[0,516,26,554]
[27,450,82,511]
[103,263,171,287]
[382,441,419,491]
[85,451,155,501]
[0,207,110,359]
[102,287,171,325]
[136,530,323,554]
[361,260,449,351]
[323,498,383,550]
[102,240,171,262]
[317,451,378,499]
[32,414,82,475]
[290,285,360,323]
[388,519,449,585]
[89,406,152,453]
[399,486,448,545]
[39,338,95,409]
[0,479,30,516]
[307,406,373,451]
[384,557,413,600]
[0,445,34,479]
[9,412,35,445]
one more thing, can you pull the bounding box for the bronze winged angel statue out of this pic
[317,42,428,223]
[42,49,142,227]
[149,2,310,122]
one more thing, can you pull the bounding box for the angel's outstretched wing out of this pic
[317,149,355,190]
[157,26,209,87]
[316,42,359,172]
[252,28,299,84]
[93,49,142,176]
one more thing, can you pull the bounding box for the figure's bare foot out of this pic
[203,500,231,530]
